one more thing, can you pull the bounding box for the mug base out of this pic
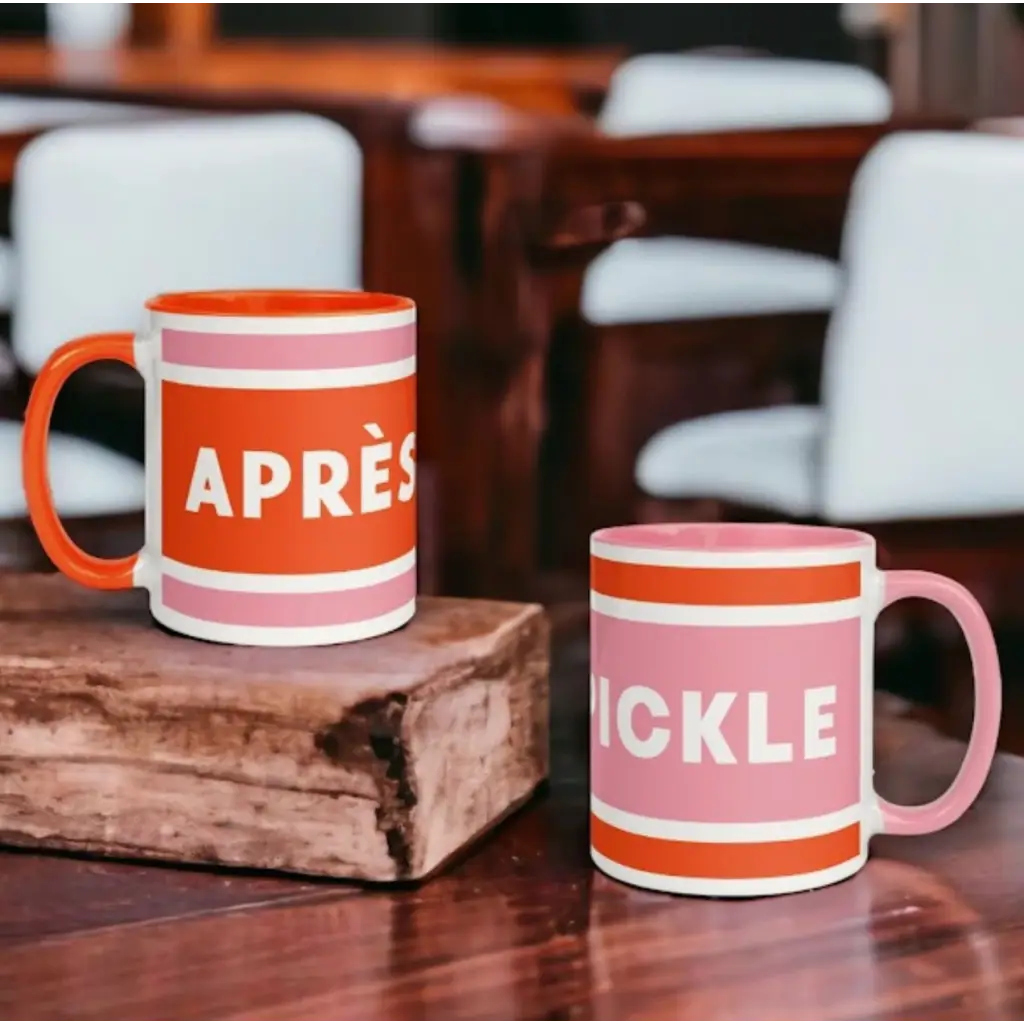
[150,599,417,648]
[592,847,867,899]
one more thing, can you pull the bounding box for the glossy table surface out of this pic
[0,633,1022,1020]
[0,40,620,115]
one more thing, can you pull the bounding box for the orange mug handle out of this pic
[23,332,142,590]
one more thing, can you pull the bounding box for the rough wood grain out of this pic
[0,576,549,882]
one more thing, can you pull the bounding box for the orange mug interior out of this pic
[145,289,414,318]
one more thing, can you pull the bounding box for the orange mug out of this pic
[23,289,417,647]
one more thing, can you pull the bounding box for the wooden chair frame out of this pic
[468,116,967,595]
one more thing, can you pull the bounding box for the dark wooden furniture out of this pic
[0,128,37,183]
[0,629,1019,1019]
[0,40,619,116]
[888,4,1024,119]
[130,3,215,53]
[470,116,970,591]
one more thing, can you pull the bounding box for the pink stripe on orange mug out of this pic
[23,289,417,647]
[590,522,1001,897]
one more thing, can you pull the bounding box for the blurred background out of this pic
[1,3,1024,750]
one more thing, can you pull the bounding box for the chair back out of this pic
[0,96,167,132]
[598,54,891,137]
[11,112,362,374]
[819,131,1024,521]
[410,95,515,148]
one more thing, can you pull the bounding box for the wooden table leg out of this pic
[446,150,555,601]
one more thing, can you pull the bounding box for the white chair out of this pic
[581,53,892,327]
[0,96,158,134]
[409,95,520,149]
[46,2,130,50]
[13,111,362,374]
[0,98,165,314]
[599,54,892,138]
[6,111,363,530]
[636,132,1024,524]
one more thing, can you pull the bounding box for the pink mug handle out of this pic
[876,570,1002,836]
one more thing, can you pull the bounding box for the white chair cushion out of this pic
[410,95,518,148]
[12,113,363,375]
[635,405,823,516]
[0,95,157,132]
[599,55,892,137]
[580,237,841,325]
[0,237,13,312]
[0,421,144,519]
[816,132,1024,522]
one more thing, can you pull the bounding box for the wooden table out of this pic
[0,41,618,115]
[0,634,1020,1019]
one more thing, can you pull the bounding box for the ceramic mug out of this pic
[589,522,1001,898]
[23,289,417,647]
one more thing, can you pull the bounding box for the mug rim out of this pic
[145,289,414,318]
[591,522,875,554]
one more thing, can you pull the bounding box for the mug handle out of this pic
[875,569,1002,835]
[23,332,142,590]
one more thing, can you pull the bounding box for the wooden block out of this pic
[0,575,549,882]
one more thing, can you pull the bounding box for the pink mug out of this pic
[589,523,1001,898]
